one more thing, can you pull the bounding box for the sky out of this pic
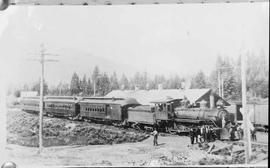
[0,2,269,89]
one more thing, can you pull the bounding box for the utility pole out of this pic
[29,44,58,154]
[241,53,252,164]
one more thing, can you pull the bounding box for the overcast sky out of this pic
[0,2,269,88]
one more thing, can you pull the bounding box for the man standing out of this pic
[206,125,209,142]
[152,128,158,146]
[189,127,194,145]
[201,125,206,143]
[196,126,201,143]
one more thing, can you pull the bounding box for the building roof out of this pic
[105,88,229,106]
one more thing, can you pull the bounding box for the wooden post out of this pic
[38,48,44,154]
[29,44,58,154]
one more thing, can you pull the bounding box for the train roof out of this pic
[46,96,77,100]
[44,99,77,103]
[79,97,140,106]
[81,97,125,101]
[128,105,154,112]
[21,96,40,99]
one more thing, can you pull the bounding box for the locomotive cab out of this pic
[151,98,181,121]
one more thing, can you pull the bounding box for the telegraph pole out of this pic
[241,53,252,164]
[29,44,58,154]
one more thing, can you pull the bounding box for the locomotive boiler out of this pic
[174,107,231,127]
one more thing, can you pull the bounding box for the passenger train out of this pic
[20,96,233,134]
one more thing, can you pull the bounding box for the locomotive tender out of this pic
[20,95,232,132]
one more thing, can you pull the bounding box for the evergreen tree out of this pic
[133,72,142,89]
[245,51,269,99]
[22,84,30,91]
[70,72,81,95]
[97,73,111,96]
[80,74,88,96]
[190,71,207,89]
[92,65,100,83]
[31,79,49,96]
[209,55,241,100]
[120,74,129,90]
[153,75,166,89]
[141,71,148,90]
[110,71,119,91]
[92,65,100,95]
[86,78,93,95]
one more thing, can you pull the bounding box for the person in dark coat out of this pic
[193,127,198,143]
[196,126,201,143]
[251,128,257,141]
[209,126,215,142]
[202,125,206,143]
[205,125,210,142]
[152,128,158,146]
[189,127,195,145]
[230,122,236,141]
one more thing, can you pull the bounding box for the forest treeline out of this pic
[14,52,268,101]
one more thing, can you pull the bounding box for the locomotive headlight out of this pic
[0,0,9,10]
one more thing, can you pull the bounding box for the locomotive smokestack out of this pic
[210,92,215,109]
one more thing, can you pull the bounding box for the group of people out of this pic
[189,125,216,144]
[228,122,243,141]
[229,122,257,142]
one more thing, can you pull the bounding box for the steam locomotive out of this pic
[20,96,233,133]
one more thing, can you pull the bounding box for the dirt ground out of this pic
[7,109,149,147]
[3,108,269,167]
